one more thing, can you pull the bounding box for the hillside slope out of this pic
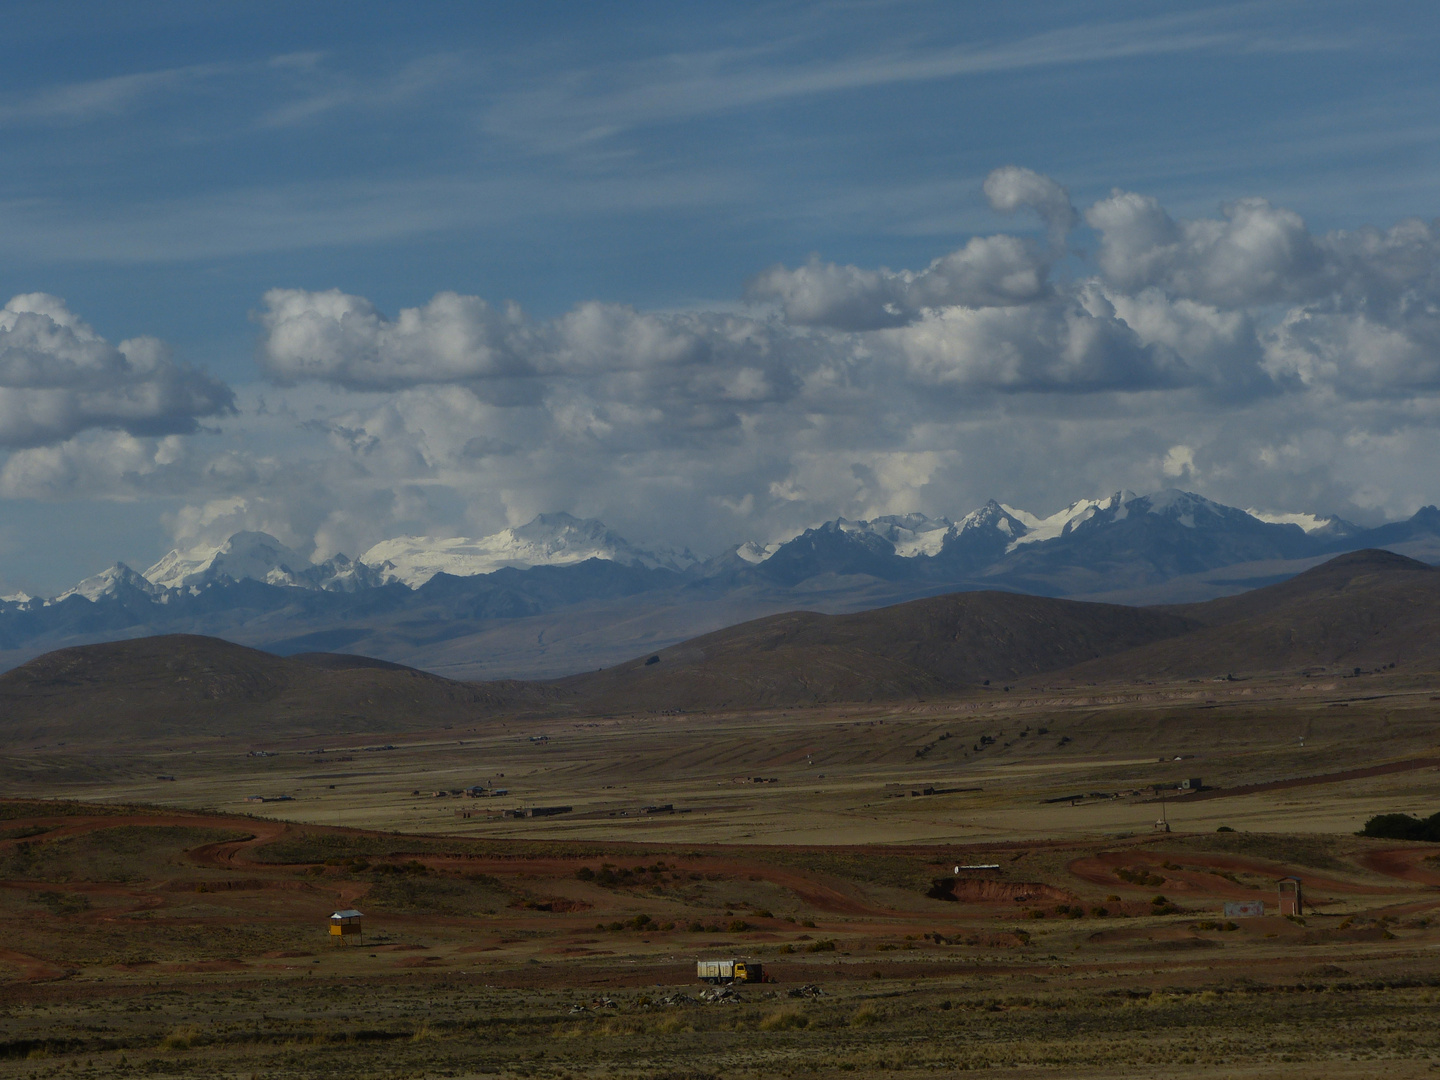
[1062,549,1440,680]
[556,590,1198,711]
[0,635,548,746]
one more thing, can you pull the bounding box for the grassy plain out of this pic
[3,669,1440,1077]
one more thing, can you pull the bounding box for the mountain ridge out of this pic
[3,493,1438,680]
[6,549,1438,743]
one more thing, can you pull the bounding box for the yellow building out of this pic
[329,908,363,943]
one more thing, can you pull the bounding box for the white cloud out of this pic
[1162,444,1196,478]
[0,294,233,448]
[16,171,1440,570]
[218,171,1440,559]
[746,166,1066,330]
[982,165,1077,244]
[259,288,534,390]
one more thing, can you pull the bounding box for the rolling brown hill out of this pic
[556,549,1440,710]
[0,634,551,747]
[1060,548,1440,681]
[554,589,1199,711]
[7,550,1439,740]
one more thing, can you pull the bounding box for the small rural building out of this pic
[1223,900,1265,918]
[329,908,364,943]
[502,805,573,819]
[1277,877,1303,916]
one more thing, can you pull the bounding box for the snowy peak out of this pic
[139,531,390,594]
[1247,508,1362,538]
[55,563,163,603]
[145,531,307,591]
[1003,492,1132,548]
[1133,489,1244,527]
[359,513,693,588]
[955,499,1030,541]
[734,540,780,564]
[848,513,954,557]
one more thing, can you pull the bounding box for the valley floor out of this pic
[3,670,1440,1077]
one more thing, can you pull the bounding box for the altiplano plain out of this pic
[4,554,1440,1078]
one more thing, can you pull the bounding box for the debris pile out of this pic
[699,986,743,1003]
[568,997,618,1013]
[786,984,825,999]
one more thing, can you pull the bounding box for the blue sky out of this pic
[2,1,1440,594]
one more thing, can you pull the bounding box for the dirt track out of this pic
[1172,757,1440,802]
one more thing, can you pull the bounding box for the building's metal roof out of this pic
[331,909,364,919]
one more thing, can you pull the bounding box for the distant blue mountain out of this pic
[2,492,1436,679]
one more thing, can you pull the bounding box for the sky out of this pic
[3,0,1440,595]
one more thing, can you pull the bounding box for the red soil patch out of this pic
[0,948,75,982]
[1358,847,1440,886]
[940,879,1073,904]
[1068,850,1396,898]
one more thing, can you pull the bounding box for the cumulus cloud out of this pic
[0,294,233,447]
[745,166,1068,330]
[982,165,1077,244]
[880,284,1187,393]
[20,169,1440,577]
[258,288,534,390]
[1086,192,1324,306]
[1084,191,1440,395]
[224,168,1440,561]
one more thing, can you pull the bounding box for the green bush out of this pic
[1359,811,1440,842]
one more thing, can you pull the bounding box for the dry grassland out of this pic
[2,671,1440,1077]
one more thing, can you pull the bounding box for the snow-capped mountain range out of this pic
[359,513,696,587]
[2,488,1437,682]
[1,491,1391,606]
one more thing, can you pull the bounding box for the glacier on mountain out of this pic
[1003,492,1133,548]
[34,489,1394,604]
[144,531,388,593]
[359,512,695,587]
[55,563,165,603]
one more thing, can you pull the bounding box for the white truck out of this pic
[696,958,763,984]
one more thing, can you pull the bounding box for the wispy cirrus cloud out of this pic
[0,63,231,127]
[482,8,1354,152]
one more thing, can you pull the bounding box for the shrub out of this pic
[727,919,751,933]
[575,866,595,880]
[804,939,837,953]
[1116,867,1166,887]
[850,1004,882,1027]
[1359,811,1440,842]
[759,1008,809,1031]
[159,1027,199,1051]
